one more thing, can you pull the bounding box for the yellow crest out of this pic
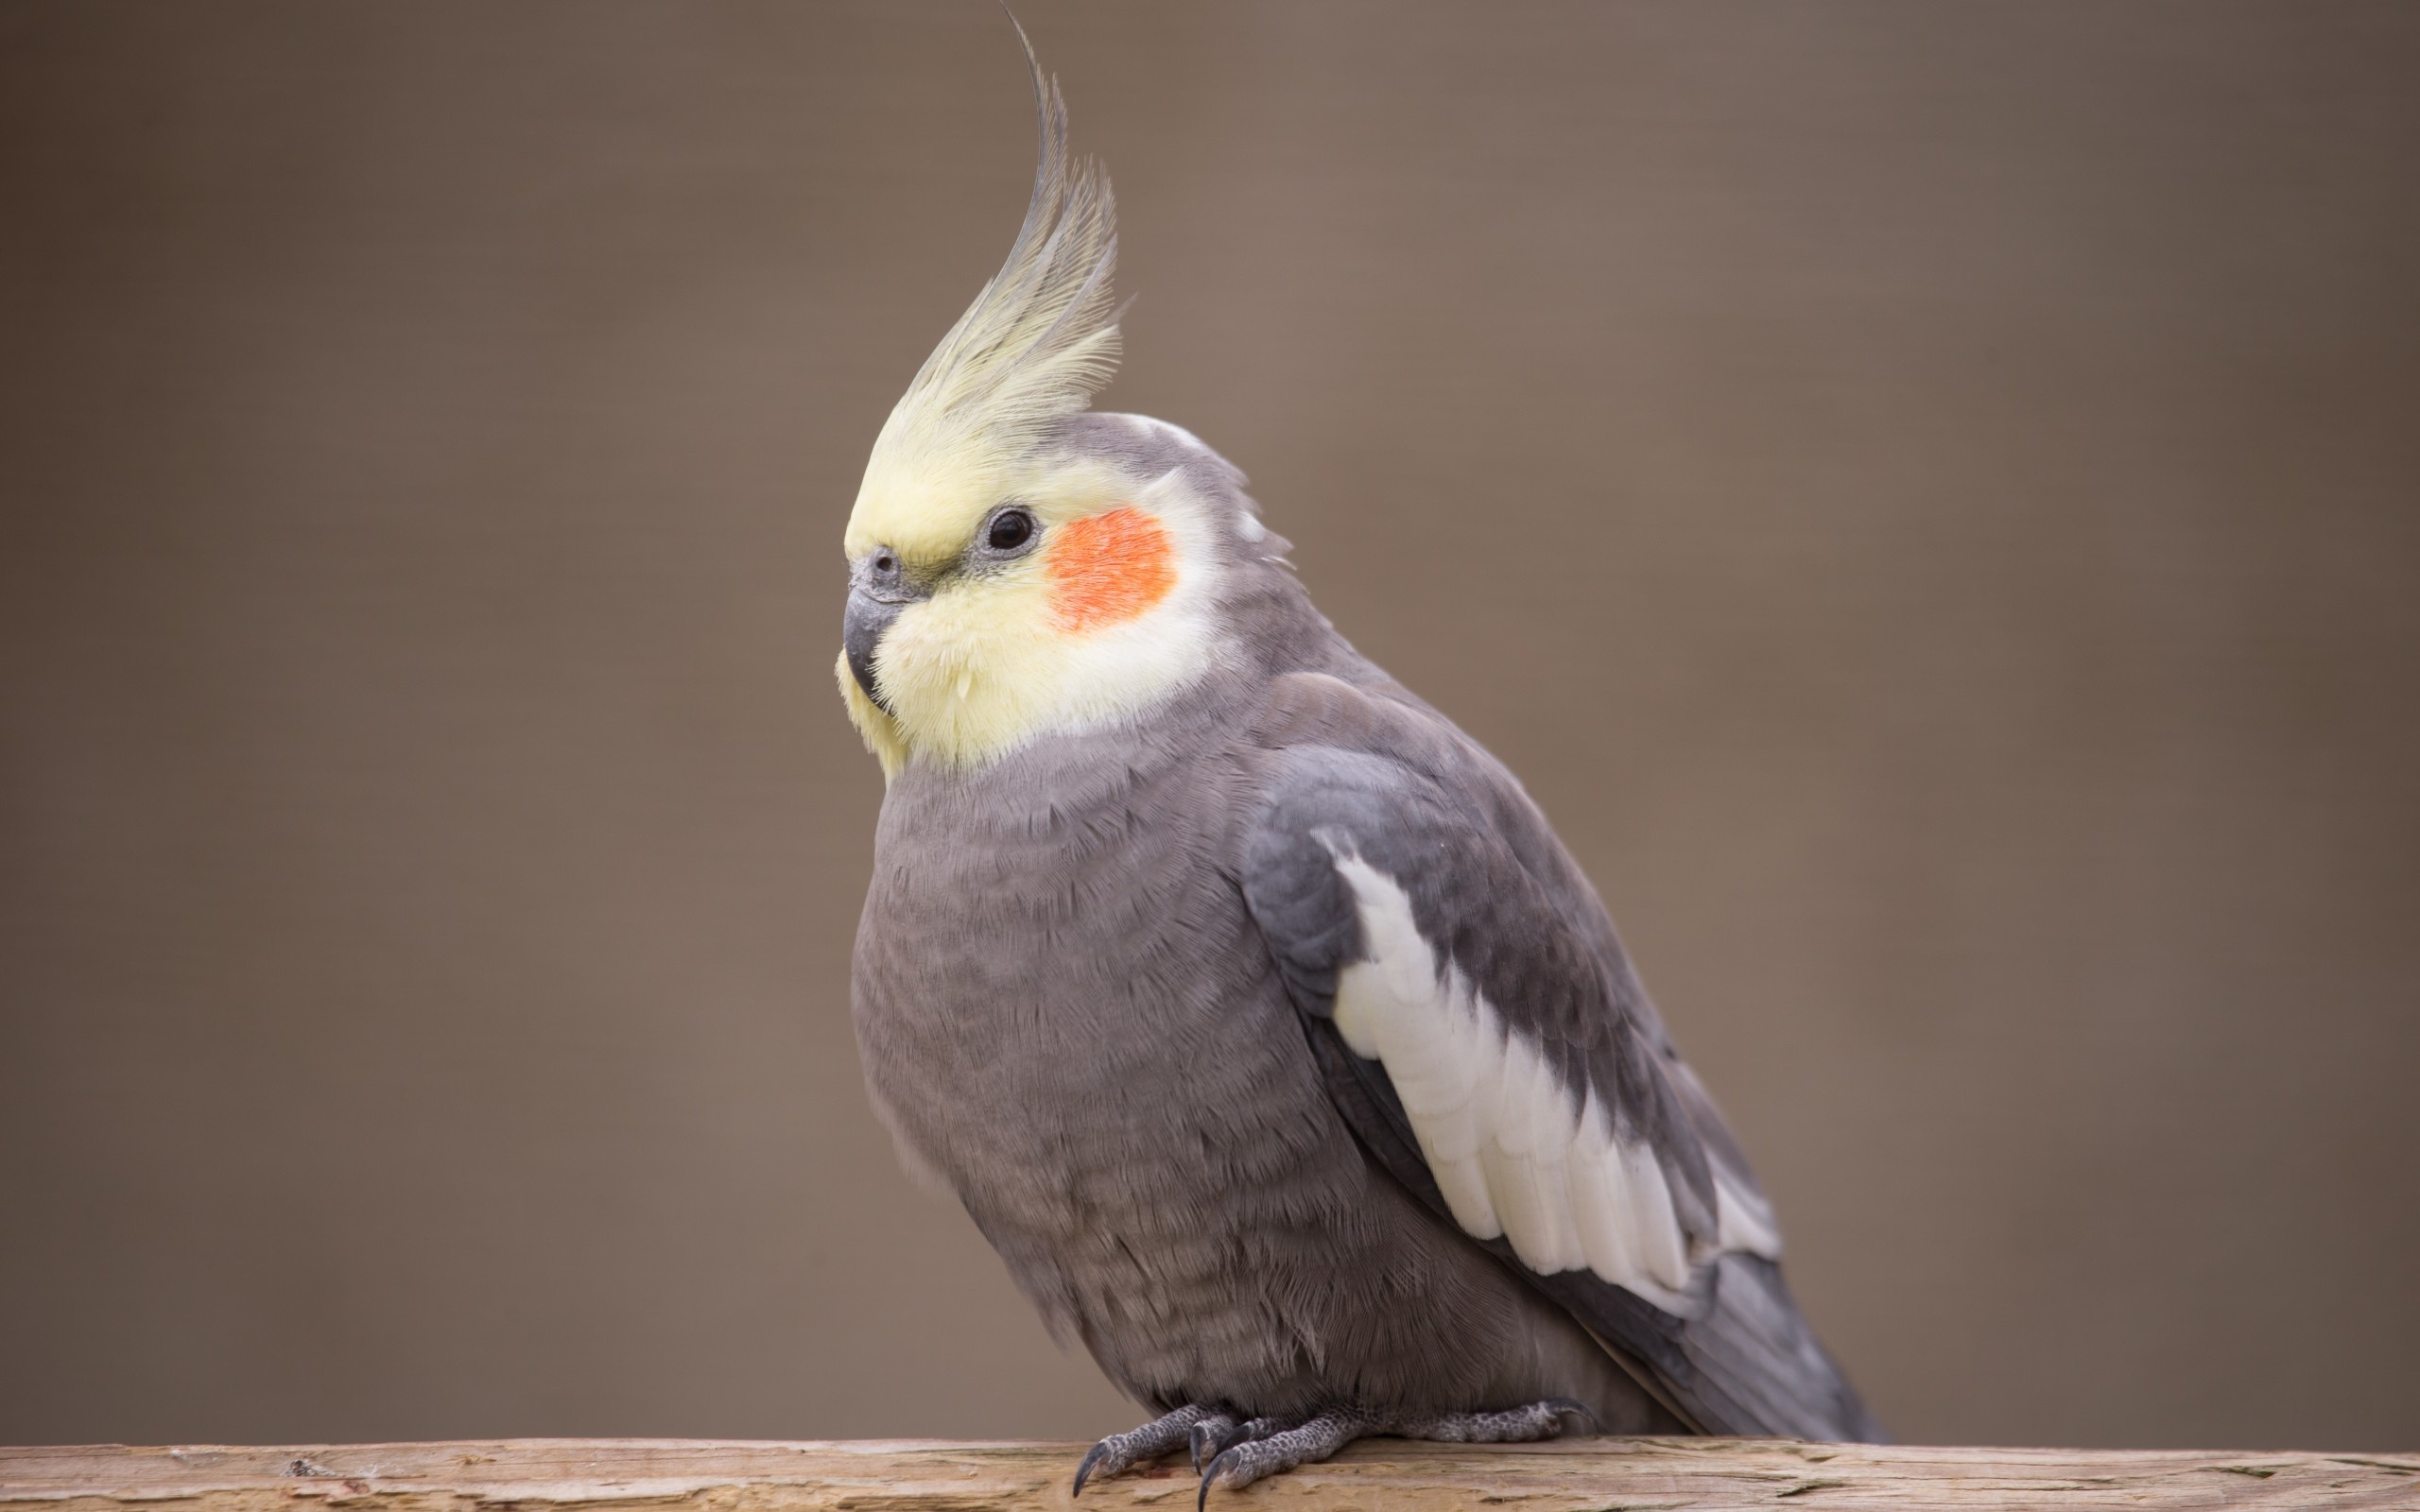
[846,18,1121,566]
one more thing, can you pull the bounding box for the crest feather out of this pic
[862,20,1119,515]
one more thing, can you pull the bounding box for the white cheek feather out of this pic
[1022,471,1229,733]
[1327,855,1775,1313]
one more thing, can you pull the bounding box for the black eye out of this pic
[986,507,1036,553]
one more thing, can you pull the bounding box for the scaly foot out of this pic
[1194,1399,1597,1504]
[1072,1403,1219,1496]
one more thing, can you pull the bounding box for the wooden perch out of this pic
[6,1437,2416,1512]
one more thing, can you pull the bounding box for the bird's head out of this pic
[838,33,1249,778]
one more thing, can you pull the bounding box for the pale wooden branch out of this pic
[6,1437,2416,1512]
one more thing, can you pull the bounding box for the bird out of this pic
[835,22,1882,1502]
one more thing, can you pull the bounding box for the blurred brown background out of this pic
[4,0,2416,1454]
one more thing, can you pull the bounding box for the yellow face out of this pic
[837,444,1222,778]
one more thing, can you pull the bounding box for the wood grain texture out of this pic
[7,1439,2418,1512]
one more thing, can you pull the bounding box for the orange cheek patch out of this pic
[1046,506,1177,632]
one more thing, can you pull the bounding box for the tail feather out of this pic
[1680,1254,1884,1441]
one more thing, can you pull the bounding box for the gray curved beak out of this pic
[844,587,904,715]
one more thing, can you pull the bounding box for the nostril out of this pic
[872,548,897,578]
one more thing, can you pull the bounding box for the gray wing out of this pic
[1235,672,1881,1442]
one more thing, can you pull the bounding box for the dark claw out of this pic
[1545,1397,1599,1435]
[1196,1448,1239,1512]
[1077,1403,1220,1495]
[1071,1440,1112,1499]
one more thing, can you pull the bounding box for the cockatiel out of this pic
[837,28,1881,1501]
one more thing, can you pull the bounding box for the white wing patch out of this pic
[1326,854,1782,1314]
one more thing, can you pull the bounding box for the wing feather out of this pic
[1239,672,1881,1441]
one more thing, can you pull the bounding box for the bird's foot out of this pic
[1194,1399,1596,1503]
[1072,1403,1219,1497]
[1195,1409,1374,1506]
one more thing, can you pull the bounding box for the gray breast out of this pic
[849,685,1667,1425]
